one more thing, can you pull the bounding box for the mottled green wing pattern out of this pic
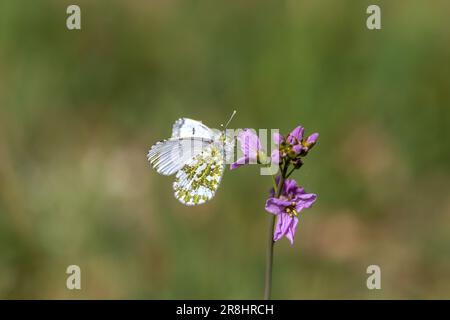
[173,144,224,205]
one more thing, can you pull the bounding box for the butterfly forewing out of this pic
[147,138,211,176]
[173,144,225,205]
[172,118,214,140]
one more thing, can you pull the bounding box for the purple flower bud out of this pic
[292,158,303,169]
[287,126,304,145]
[306,133,319,146]
[292,144,303,155]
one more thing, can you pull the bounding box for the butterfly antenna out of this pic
[222,110,237,129]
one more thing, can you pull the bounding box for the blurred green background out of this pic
[0,0,449,299]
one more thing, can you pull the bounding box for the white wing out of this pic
[173,144,225,205]
[172,118,214,140]
[147,137,212,176]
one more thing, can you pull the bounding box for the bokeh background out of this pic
[0,0,449,299]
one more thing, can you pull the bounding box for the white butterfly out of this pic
[147,112,236,205]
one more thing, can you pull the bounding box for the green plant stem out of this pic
[285,166,296,179]
[264,161,288,300]
[264,213,276,300]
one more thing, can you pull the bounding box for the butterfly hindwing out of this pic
[173,144,225,205]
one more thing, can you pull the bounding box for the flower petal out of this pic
[306,132,319,145]
[271,149,280,165]
[288,126,304,144]
[295,193,317,212]
[292,144,303,154]
[265,198,290,214]
[273,132,284,145]
[273,213,285,241]
[285,217,298,245]
[283,179,299,195]
[274,212,293,241]
[230,156,248,170]
[238,129,261,158]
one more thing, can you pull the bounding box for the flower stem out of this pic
[264,214,276,300]
[285,166,296,179]
[264,162,288,300]
[271,175,279,195]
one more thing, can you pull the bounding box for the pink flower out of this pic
[270,126,319,164]
[265,178,317,244]
[230,129,262,170]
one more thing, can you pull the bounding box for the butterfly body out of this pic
[147,118,234,205]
